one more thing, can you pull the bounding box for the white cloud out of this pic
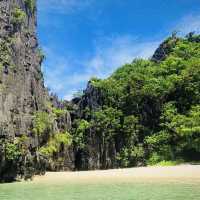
[63,90,76,101]
[86,35,159,78]
[42,35,160,100]
[175,14,200,35]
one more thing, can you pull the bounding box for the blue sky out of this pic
[37,0,200,100]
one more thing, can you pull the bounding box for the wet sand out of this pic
[33,164,200,184]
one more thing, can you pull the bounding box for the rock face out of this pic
[151,36,178,62]
[72,82,118,170]
[0,0,47,142]
[0,0,49,181]
[76,82,103,117]
[0,0,73,182]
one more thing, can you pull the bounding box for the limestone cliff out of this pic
[71,82,119,170]
[0,0,47,142]
[0,0,73,182]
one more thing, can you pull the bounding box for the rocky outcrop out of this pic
[0,0,47,141]
[0,0,73,182]
[0,0,48,181]
[73,82,104,121]
[151,35,178,62]
[72,82,119,170]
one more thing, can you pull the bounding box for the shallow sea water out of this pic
[0,179,200,200]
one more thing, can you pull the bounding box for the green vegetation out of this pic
[24,0,35,13]
[154,160,183,166]
[4,136,30,162]
[116,145,145,167]
[45,100,68,118]
[91,107,122,140]
[0,38,13,72]
[15,134,29,155]
[33,104,72,165]
[72,34,200,167]
[39,132,72,157]
[11,8,26,26]
[0,135,41,182]
[73,119,90,149]
[5,142,21,161]
[52,107,67,118]
[32,112,54,135]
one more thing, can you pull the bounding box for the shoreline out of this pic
[33,164,200,184]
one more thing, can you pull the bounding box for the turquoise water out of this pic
[0,181,200,200]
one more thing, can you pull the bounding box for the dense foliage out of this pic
[33,112,54,136]
[39,132,72,157]
[72,34,200,167]
[11,8,26,27]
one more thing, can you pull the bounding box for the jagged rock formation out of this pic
[0,0,48,181]
[0,0,45,137]
[151,35,178,62]
[0,0,73,182]
[72,82,120,170]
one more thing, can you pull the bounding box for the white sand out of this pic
[33,164,200,184]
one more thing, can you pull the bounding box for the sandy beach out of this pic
[33,164,200,184]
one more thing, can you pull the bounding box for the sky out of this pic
[37,0,200,100]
